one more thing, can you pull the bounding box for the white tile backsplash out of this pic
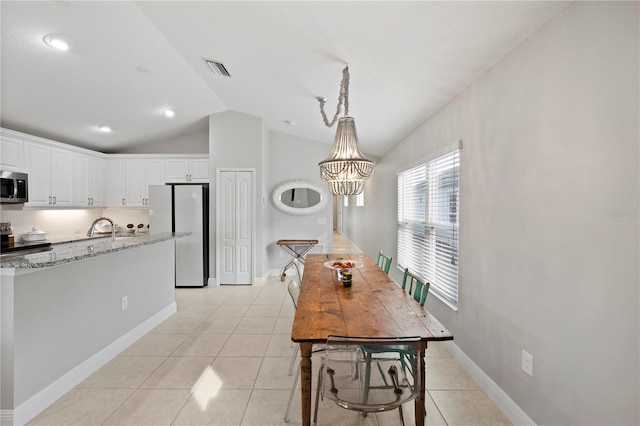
[0,206,150,240]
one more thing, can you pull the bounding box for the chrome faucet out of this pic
[87,217,116,242]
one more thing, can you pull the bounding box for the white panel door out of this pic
[219,171,253,285]
[235,172,252,283]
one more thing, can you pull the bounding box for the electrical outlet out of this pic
[280,251,284,257]
[522,350,533,377]
[121,296,128,311]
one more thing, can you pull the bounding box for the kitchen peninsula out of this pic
[1,232,187,426]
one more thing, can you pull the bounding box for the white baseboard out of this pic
[440,341,536,426]
[13,302,177,426]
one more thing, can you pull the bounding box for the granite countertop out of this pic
[1,232,190,269]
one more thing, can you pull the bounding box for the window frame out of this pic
[396,140,461,310]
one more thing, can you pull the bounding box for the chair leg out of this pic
[289,343,299,376]
[397,405,405,426]
[313,364,324,425]
[283,360,301,423]
[362,352,372,406]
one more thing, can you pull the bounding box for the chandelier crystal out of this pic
[317,66,374,195]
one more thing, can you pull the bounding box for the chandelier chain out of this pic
[318,66,350,128]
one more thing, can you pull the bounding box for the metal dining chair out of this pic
[314,335,421,426]
[376,250,393,274]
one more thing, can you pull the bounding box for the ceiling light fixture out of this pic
[43,34,70,51]
[162,109,175,118]
[317,66,374,196]
[97,125,112,133]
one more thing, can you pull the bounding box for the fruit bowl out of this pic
[323,259,364,270]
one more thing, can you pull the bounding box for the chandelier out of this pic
[317,66,374,195]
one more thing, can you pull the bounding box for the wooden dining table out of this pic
[291,253,454,426]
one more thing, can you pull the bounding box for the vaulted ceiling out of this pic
[0,1,570,155]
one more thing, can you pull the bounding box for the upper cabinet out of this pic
[0,134,24,171]
[165,158,208,183]
[2,128,209,209]
[106,160,127,207]
[75,154,104,207]
[125,159,165,207]
[107,158,166,207]
[24,141,74,207]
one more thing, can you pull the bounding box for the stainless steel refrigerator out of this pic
[149,184,209,287]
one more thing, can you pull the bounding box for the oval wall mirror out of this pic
[272,180,328,216]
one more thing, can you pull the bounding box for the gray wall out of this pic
[343,2,639,425]
[13,240,175,406]
[208,114,335,276]
[209,110,267,279]
[264,131,334,271]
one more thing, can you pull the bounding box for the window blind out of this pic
[397,148,459,307]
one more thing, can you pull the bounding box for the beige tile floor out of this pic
[28,233,512,426]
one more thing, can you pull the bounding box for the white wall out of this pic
[209,111,266,279]
[265,131,334,270]
[343,2,639,425]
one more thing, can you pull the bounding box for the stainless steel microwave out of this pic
[0,171,28,204]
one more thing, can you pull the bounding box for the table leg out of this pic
[415,341,427,426]
[300,342,313,426]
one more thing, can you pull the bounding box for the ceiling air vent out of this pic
[204,58,231,78]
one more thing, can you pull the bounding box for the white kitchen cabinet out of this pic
[0,135,24,171]
[24,142,74,207]
[106,160,127,207]
[125,159,165,206]
[89,157,105,206]
[74,154,104,207]
[165,158,208,182]
[108,158,165,207]
[125,159,147,207]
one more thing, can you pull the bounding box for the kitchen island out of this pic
[0,233,187,426]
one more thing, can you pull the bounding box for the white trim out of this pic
[13,303,177,426]
[440,341,536,426]
[396,139,462,175]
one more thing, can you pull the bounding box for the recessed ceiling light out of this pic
[97,125,112,133]
[136,66,151,74]
[162,109,175,118]
[43,34,70,51]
